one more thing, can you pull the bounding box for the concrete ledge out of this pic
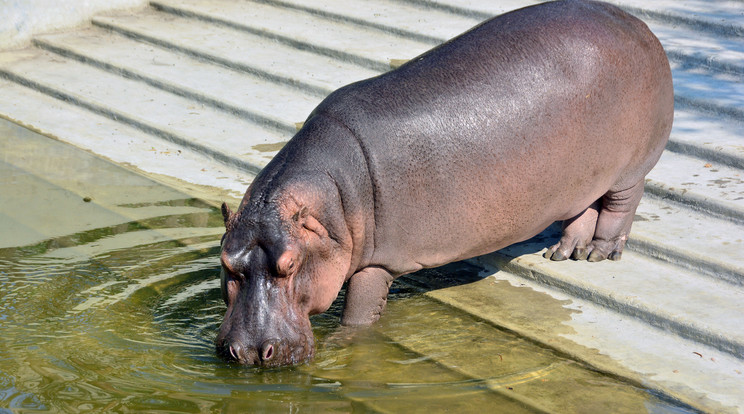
[429,272,744,413]
[0,0,148,50]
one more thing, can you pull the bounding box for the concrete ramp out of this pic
[1,0,742,411]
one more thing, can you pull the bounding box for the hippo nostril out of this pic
[261,340,276,361]
[218,338,247,363]
[218,337,267,365]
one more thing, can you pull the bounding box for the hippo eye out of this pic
[220,267,243,305]
[220,268,228,304]
[275,259,294,277]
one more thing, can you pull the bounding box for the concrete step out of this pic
[394,0,521,19]
[672,62,744,122]
[89,1,744,131]
[609,0,744,39]
[0,118,218,248]
[33,27,323,133]
[374,289,688,413]
[245,0,482,43]
[214,0,744,123]
[150,0,436,71]
[404,0,744,41]
[479,236,744,358]
[427,272,744,412]
[245,0,744,79]
[650,21,744,76]
[646,150,744,223]
[632,194,744,286]
[91,9,379,96]
[18,31,741,226]
[0,79,252,199]
[0,49,289,173]
[668,109,744,171]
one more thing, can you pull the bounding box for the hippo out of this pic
[216,0,674,366]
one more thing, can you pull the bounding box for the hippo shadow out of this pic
[316,223,562,324]
[394,222,563,294]
[316,223,562,350]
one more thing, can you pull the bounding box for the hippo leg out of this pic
[544,200,600,261]
[587,179,645,262]
[341,267,394,326]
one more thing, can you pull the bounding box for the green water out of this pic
[0,120,695,413]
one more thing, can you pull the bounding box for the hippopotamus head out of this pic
[215,178,353,366]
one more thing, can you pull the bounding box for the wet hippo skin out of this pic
[215,0,674,366]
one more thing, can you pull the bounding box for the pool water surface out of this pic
[0,120,695,412]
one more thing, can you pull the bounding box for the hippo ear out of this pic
[291,205,309,225]
[276,206,314,277]
[221,202,233,229]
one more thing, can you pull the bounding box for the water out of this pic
[0,120,695,413]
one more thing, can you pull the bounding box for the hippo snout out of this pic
[217,337,281,365]
[216,329,315,367]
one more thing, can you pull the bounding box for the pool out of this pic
[0,120,695,412]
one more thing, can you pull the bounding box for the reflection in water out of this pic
[0,120,695,413]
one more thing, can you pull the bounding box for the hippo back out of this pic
[310,0,673,274]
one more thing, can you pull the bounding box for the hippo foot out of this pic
[586,237,626,262]
[545,232,629,262]
[543,242,590,261]
[545,180,644,263]
[544,235,626,262]
[544,201,599,261]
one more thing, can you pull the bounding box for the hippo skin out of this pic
[216,0,673,366]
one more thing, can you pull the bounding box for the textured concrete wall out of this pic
[0,0,147,50]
